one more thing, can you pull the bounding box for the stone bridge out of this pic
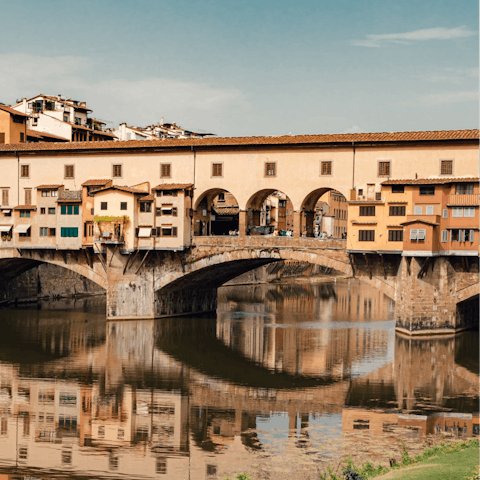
[0,236,478,335]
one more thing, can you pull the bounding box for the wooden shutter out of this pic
[113,165,122,177]
[21,165,29,177]
[161,164,171,177]
[172,227,177,237]
[212,163,222,176]
[151,228,157,237]
[265,163,276,176]
[1,189,8,206]
[172,207,177,217]
[65,165,74,178]
[24,189,31,205]
[378,162,390,176]
[156,207,162,216]
[321,161,332,175]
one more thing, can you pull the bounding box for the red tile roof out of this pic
[13,205,36,210]
[213,206,240,215]
[0,105,30,117]
[93,185,149,195]
[36,184,63,189]
[27,129,69,142]
[0,129,476,153]
[139,194,155,201]
[401,219,440,227]
[152,183,194,191]
[81,179,112,186]
[382,177,479,186]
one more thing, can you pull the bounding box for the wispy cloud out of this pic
[419,90,478,107]
[352,26,476,48]
[342,125,365,134]
[418,67,479,85]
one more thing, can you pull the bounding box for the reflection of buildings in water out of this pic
[216,281,393,377]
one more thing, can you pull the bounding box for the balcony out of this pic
[448,194,479,206]
[94,233,124,245]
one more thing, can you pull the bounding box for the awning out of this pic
[0,226,12,233]
[1,209,11,213]
[138,227,151,238]
[14,224,30,233]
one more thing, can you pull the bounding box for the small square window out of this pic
[378,161,390,177]
[40,208,46,214]
[440,160,453,175]
[321,161,332,176]
[112,164,122,178]
[161,163,171,178]
[212,163,223,177]
[49,228,56,236]
[101,202,107,210]
[64,165,74,179]
[48,207,55,214]
[120,202,127,210]
[265,162,276,176]
[20,165,29,178]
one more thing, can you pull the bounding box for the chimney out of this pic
[22,97,27,111]
[120,123,126,140]
[160,117,164,126]
[57,95,61,101]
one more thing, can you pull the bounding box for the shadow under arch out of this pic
[300,187,348,238]
[193,188,240,236]
[245,188,294,235]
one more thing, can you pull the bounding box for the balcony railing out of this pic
[448,194,479,206]
[94,234,124,244]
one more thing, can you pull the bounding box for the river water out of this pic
[0,279,477,479]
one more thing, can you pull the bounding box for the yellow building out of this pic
[0,104,29,144]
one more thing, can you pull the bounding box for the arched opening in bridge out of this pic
[245,189,294,236]
[301,188,348,238]
[193,189,240,236]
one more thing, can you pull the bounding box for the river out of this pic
[0,279,477,479]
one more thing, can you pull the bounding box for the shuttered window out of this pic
[359,206,375,216]
[21,165,29,177]
[265,163,276,176]
[469,229,475,242]
[161,163,171,178]
[321,161,332,175]
[212,163,223,177]
[388,230,403,242]
[440,160,453,175]
[140,202,152,213]
[358,230,375,241]
[64,165,74,179]
[456,183,474,194]
[442,209,448,218]
[389,206,405,216]
[378,161,390,177]
[60,227,78,237]
[426,206,434,215]
[24,189,31,205]
[2,189,8,206]
[441,230,448,243]
[414,206,422,215]
[410,229,426,241]
[112,164,122,177]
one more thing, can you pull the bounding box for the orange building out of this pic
[0,104,29,144]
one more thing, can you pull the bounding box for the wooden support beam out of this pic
[122,253,133,275]
[431,257,436,272]
[380,254,387,280]
[465,256,470,272]
[363,253,372,280]
[38,250,44,260]
[406,257,411,276]
[128,249,141,273]
[83,249,92,269]
[16,249,22,256]
[108,244,118,268]
[135,250,150,274]
[63,251,68,265]
[93,244,107,273]
[348,254,356,278]
[417,257,431,279]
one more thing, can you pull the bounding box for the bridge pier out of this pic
[395,256,478,335]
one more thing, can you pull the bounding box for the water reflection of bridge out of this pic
[0,290,477,479]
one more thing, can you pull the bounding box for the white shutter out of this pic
[410,229,418,240]
[442,209,448,218]
[417,229,426,240]
[441,230,448,243]
[464,207,475,217]
[426,206,434,215]
[469,230,475,242]
[452,207,463,217]
[414,206,422,215]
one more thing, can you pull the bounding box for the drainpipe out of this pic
[352,141,356,191]
[15,151,20,206]
[191,146,196,244]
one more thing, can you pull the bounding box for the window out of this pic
[20,132,24,142]
[456,183,474,195]
[452,207,463,217]
[40,208,46,214]
[359,206,375,216]
[64,115,69,122]
[426,206,434,215]
[440,160,453,175]
[375,192,382,201]
[98,426,105,438]
[112,164,122,178]
[0,133,4,144]
[206,465,217,477]
[75,117,81,125]
[465,207,475,217]
[443,209,448,218]
[20,165,29,177]
[25,189,31,205]
[1,189,8,206]
[41,190,50,197]
[469,229,475,242]
[60,205,79,215]
[414,206,422,215]
[265,162,276,176]
[441,230,448,243]
[353,420,370,430]
[358,230,375,241]
[161,163,171,178]
[61,228,78,237]
[389,206,405,216]
[20,210,30,218]
[420,186,435,195]
[51,190,57,197]
[217,193,225,202]
[64,165,74,179]
[388,230,403,242]
[140,202,152,213]
[161,226,177,237]
[18,447,28,460]
[13,116,24,124]
[48,207,55,214]
[40,227,48,237]
[49,228,56,236]
[212,163,223,177]
[358,189,363,196]
[120,202,127,210]
[410,229,426,240]
[156,458,167,474]
[378,161,390,177]
[321,161,332,175]
[101,202,107,210]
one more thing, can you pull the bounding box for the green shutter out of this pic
[67,205,73,215]
[74,205,79,215]
[73,228,78,237]
[61,205,66,215]
[61,227,65,237]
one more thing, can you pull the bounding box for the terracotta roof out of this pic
[36,184,63,189]
[0,105,30,117]
[351,221,378,225]
[13,205,36,210]
[27,129,69,142]
[93,185,149,195]
[382,177,479,186]
[152,183,194,191]
[82,179,112,186]
[213,206,240,215]
[0,129,476,153]
[139,194,155,201]
[401,219,439,227]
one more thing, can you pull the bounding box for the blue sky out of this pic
[0,0,477,136]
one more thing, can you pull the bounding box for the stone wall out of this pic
[0,263,105,304]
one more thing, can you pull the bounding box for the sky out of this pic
[0,0,478,136]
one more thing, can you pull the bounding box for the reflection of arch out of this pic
[193,188,240,236]
[300,188,348,238]
[245,189,294,235]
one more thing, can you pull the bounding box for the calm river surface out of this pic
[0,279,477,479]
